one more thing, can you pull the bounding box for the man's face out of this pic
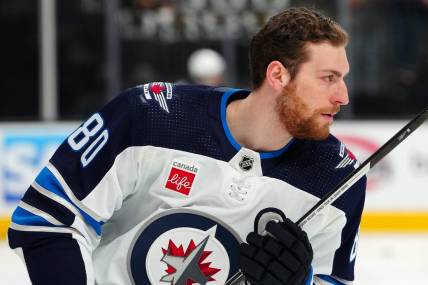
[277,42,350,140]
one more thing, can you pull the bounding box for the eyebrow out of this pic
[320,69,348,77]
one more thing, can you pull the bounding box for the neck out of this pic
[226,87,293,152]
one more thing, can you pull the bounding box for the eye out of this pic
[323,75,336,83]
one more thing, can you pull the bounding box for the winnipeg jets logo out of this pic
[160,235,220,284]
[128,210,241,285]
[143,82,173,113]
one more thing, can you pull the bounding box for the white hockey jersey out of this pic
[9,83,366,285]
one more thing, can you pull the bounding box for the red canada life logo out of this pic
[165,160,199,196]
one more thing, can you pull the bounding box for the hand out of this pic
[239,217,313,285]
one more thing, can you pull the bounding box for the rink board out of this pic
[1,121,428,239]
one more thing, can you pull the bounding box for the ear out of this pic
[265,61,290,91]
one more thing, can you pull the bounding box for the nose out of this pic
[331,80,349,105]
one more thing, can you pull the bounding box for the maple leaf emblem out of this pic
[150,83,166,94]
[160,236,221,285]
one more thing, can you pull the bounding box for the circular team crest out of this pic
[127,209,242,285]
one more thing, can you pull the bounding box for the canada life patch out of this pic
[165,160,199,196]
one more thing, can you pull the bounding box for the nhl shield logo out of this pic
[239,155,254,171]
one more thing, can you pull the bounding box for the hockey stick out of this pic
[226,107,428,285]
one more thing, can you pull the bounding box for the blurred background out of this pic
[1,0,428,284]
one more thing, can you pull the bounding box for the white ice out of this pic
[0,233,427,284]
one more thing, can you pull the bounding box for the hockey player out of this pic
[8,7,365,285]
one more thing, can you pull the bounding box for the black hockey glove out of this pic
[239,217,313,285]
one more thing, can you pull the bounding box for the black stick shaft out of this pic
[297,107,428,227]
[227,107,428,285]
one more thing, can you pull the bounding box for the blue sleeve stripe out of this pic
[35,167,72,203]
[316,274,346,285]
[34,167,103,235]
[23,186,75,226]
[12,206,56,227]
[79,210,104,236]
[305,266,313,285]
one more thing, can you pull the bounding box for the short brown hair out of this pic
[249,7,348,89]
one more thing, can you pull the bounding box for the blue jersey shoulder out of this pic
[305,134,361,174]
[269,134,366,215]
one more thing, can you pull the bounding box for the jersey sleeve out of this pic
[8,87,144,285]
[331,175,366,281]
[314,152,367,284]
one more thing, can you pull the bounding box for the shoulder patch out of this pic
[142,82,173,113]
[336,142,359,169]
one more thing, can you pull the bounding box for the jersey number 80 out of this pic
[67,113,109,167]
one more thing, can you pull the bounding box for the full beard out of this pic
[276,83,339,140]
